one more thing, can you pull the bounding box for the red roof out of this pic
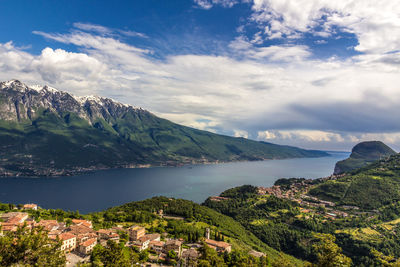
[205,239,231,249]
[59,233,76,241]
[150,240,165,247]
[71,219,92,228]
[80,238,97,247]
[23,204,37,209]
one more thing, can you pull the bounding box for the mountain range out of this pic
[0,80,327,177]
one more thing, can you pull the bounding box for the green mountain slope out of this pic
[98,196,305,265]
[311,153,400,209]
[0,80,328,176]
[204,184,400,266]
[334,141,396,174]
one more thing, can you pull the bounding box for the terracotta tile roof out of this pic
[1,223,18,232]
[145,233,160,240]
[71,219,92,228]
[36,220,59,231]
[205,239,231,249]
[80,238,97,247]
[165,239,182,246]
[138,235,151,242]
[59,233,76,241]
[109,233,119,238]
[3,213,29,224]
[67,225,94,235]
[23,204,37,209]
[150,240,165,247]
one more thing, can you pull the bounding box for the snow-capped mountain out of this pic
[0,80,140,123]
[0,80,327,177]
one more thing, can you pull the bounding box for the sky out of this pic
[0,0,400,151]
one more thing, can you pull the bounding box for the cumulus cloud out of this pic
[234,130,249,138]
[249,0,400,54]
[257,130,400,151]
[1,16,400,151]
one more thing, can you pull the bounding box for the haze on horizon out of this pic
[0,0,399,151]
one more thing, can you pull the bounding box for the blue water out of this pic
[0,152,349,213]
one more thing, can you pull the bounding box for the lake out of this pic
[0,152,349,213]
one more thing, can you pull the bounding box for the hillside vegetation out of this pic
[0,80,327,176]
[204,184,400,266]
[311,153,400,210]
[99,196,304,265]
[334,141,396,174]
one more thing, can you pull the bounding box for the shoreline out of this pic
[0,154,333,178]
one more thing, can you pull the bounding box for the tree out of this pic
[139,249,149,262]
[0,225,66,266]
[312,233,352,267]
[198,242,227,267]
[91,240,138,266]
[168,249,177,259]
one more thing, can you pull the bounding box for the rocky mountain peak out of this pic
[0,80,142,123]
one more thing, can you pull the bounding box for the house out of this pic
[149,240,165,254]
[181,249,199,266]
[0,212,31,232]
[204,239,231,253]
[23,203,38,210]
[145,233,161,242]
[129,225,145,241]
[66,224,96,243]
[48,229,63,240]
[97,229,120,242]
[79,238,97,255]
[0,222,18,232]
[71,219,92,229]
[58,233,76,252]
[36,220,61,231]
[1,212,29,224]
[164,240,182,257]
[133,235,151,251]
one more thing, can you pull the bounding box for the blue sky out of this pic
[0,0,359,59]
[1,0,400,151]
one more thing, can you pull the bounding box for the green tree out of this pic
[91,240,137,267]
[139,249,149,262]
[312,233,352,267]
[198,242,227,267]
[168,249,177,259]
[0,225,66,266]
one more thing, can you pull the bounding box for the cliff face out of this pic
[0,80,328,177]
[334,141,397,174]
[0,80,140,124]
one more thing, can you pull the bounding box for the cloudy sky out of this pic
[1,0,400,151]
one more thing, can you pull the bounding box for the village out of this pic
[256,177,370,221]
[0,204,232,267]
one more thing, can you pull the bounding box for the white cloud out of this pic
[258,130,344,142]
[250,0,400,53]
[257,130,400,151]
[314,40,328,45]
[73,22,148,38]
[194,0,240,9]
[229,36,311,62]
[1,21,400,151]
[234,130,249,138]
[73,22,111,35]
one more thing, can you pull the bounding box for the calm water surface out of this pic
[0,152,349,213]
